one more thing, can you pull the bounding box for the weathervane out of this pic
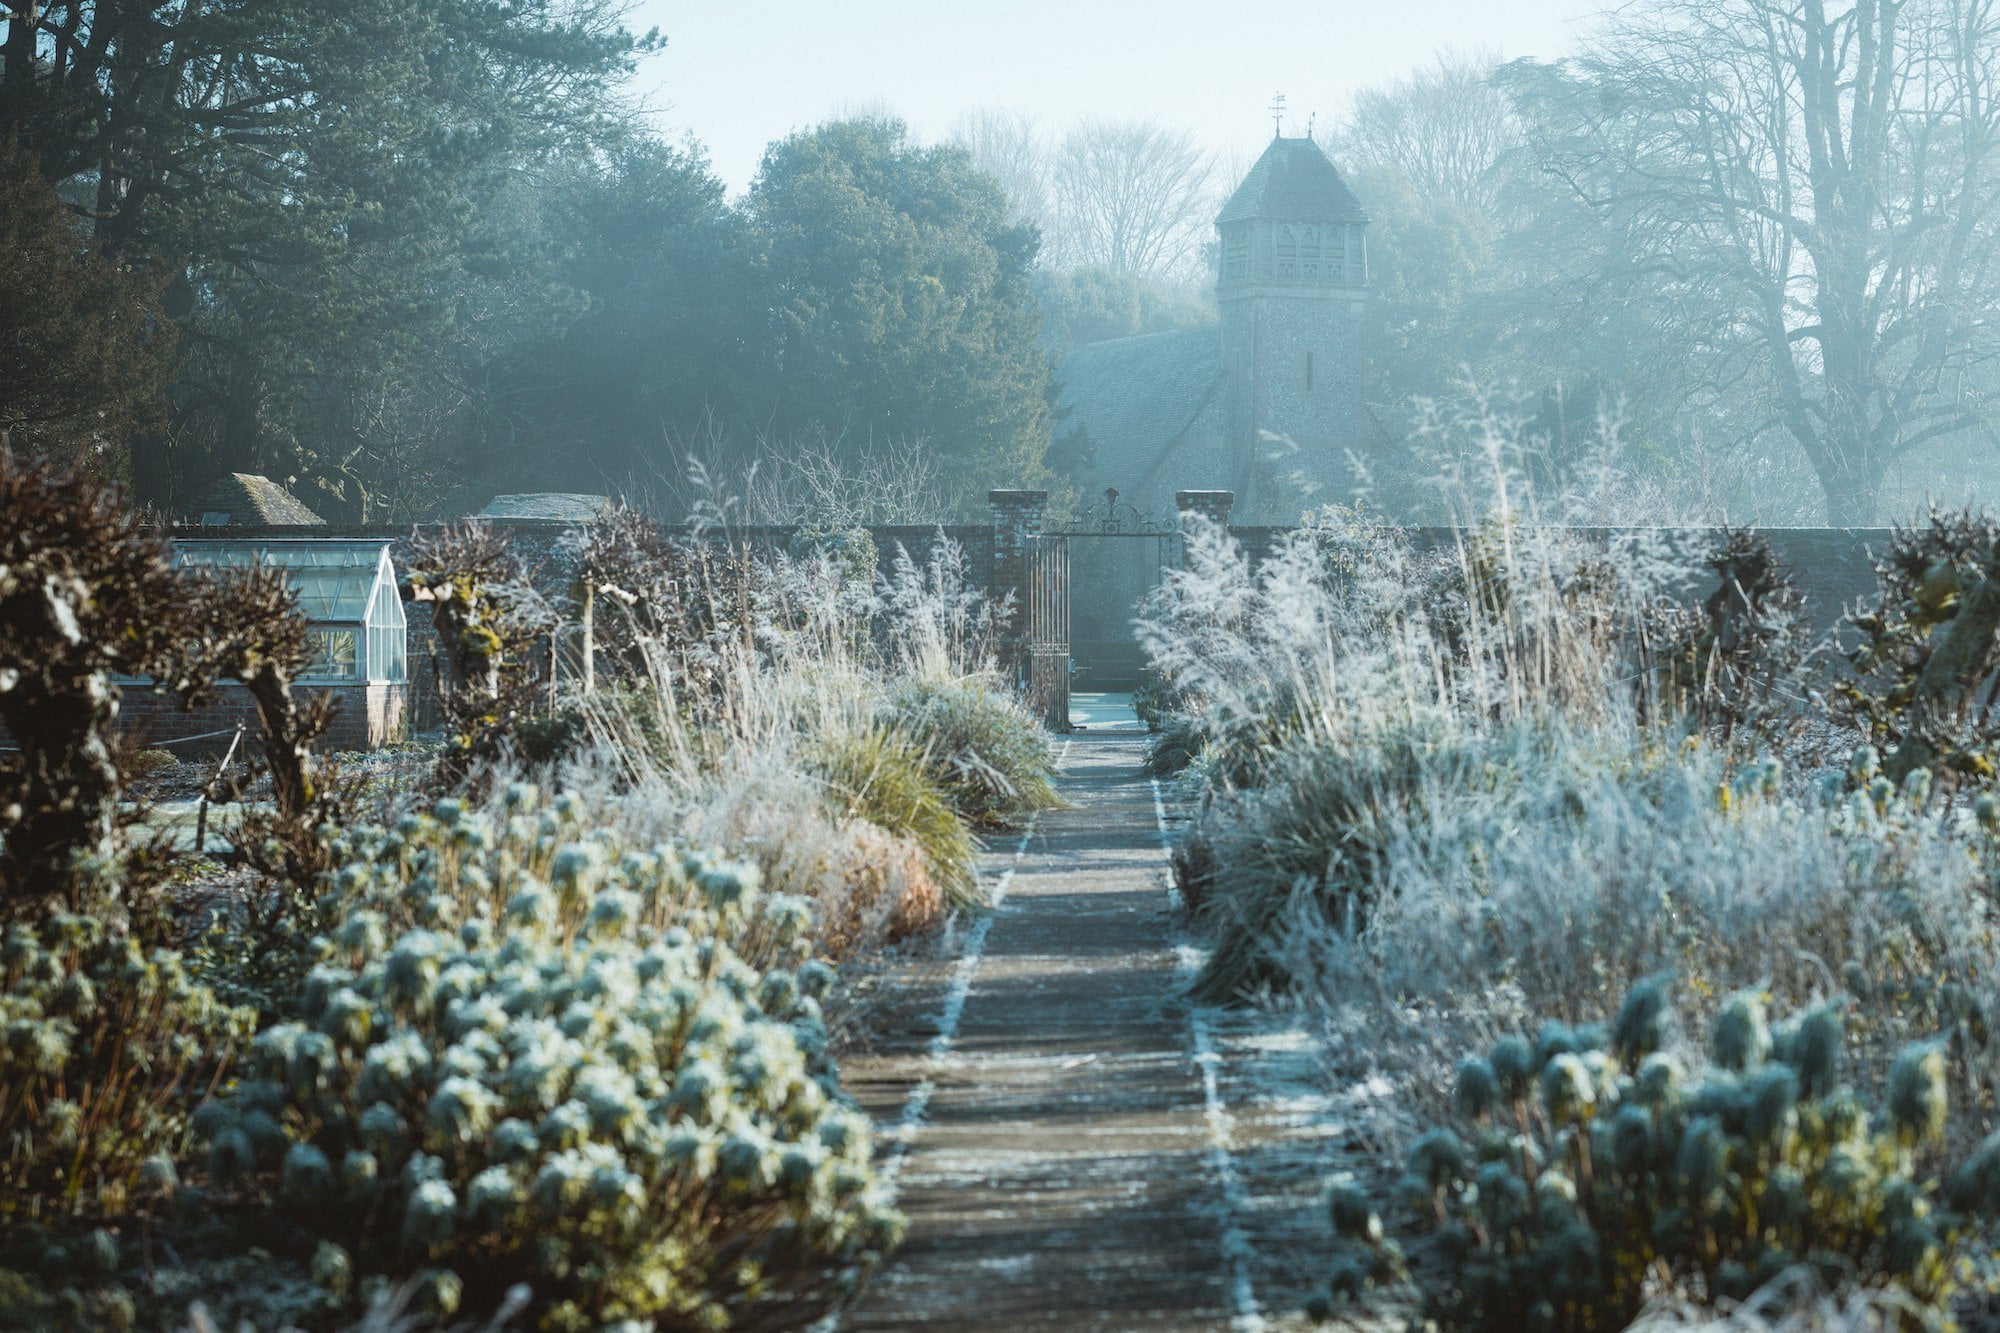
[1269,91,1287,137]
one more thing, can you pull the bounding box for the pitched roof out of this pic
[196,473,325,526]
[477,493,612,523]
[1053,326,1225,491]
[1217,137,1371,225]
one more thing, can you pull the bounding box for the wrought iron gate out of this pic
[1022,533,1070,732]
[1051,489,1180,693]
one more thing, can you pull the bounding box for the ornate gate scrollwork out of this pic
[1064,487,1174,536]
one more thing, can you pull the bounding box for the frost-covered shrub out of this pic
[0,914,252,1220]
[1651,529,1814,745]
[884,676,1057,828]
[1395,979,2000,1331]
[808,724,979,908]
[197,793,901,1328]
[641,764,947,961]
[789,524,879,594]
[818,819,945,950]
[1184,718,1448,1004]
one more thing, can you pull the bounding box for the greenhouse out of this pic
[119,538,411,751]
[173,538,408,686]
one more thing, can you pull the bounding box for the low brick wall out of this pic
[118,682,407,757]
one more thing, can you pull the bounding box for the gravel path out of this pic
[838,735,1349,1331]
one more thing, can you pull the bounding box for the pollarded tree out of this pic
[1499,0,2000,524]
[0,140,170,473]
[0,453,227,916]
[745,117,1054,511]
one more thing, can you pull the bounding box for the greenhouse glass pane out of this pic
[303,628,358,679]
[367,624,408,682]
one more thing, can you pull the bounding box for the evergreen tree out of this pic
[745,118,1054,512]
[488,140,747,494]
[0,140,170,474]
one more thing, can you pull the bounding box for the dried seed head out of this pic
[1454,1057,1500,1120]
[1490,1037,1535,1101]
[1711,991,1772,1072]
[1612,973,1674,1068]
[1784,1003,1844,1098]
[1540,1054,1597,1126]
[1327,1182,1381,1242]
[1408,1129,1467,1190]
[1887,1043,1948,1147]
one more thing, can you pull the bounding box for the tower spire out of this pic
[1268,92,1287,138]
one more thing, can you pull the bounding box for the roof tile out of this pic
[1217,137,1370,225]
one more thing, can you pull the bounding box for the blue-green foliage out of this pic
[0,915,252,1219]
[1380,978,2000,1331]
[195,793,901,1329]
[0,916,253,1329]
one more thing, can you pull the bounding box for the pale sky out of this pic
[629,1,1609,193]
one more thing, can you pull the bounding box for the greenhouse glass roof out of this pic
[173,540,397,623]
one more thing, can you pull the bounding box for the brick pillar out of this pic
[988,489,1048,689]
[1175,489,1236,530]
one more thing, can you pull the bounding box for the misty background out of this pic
[6,0,1998,528]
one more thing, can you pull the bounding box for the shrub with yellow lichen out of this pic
[1837,508,2000,797]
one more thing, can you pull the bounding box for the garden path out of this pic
[837,734,1351,1331]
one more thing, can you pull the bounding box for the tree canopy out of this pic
[742,118,1054,510]
[0,140,171,472]
[3,0,657,515]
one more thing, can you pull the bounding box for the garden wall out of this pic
[1229,525,1892,638]
[156,519,992,740]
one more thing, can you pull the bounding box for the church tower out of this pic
[1215,135,1372,513]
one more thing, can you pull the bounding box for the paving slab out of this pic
[838,736,1346,1332]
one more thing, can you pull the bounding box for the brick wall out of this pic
[117,682,407,757]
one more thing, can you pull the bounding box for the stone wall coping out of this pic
[1222,523,1898,542]
[161,521,991,540]
[163,520,1901,540]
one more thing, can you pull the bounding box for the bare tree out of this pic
[739,437,950,526]
[950,107,1051,230]
[1502,0,2000,524]
[1047,119,1216,279]
[1332,50,1520,217]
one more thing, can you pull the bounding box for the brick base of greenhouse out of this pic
[117,682,408,756]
